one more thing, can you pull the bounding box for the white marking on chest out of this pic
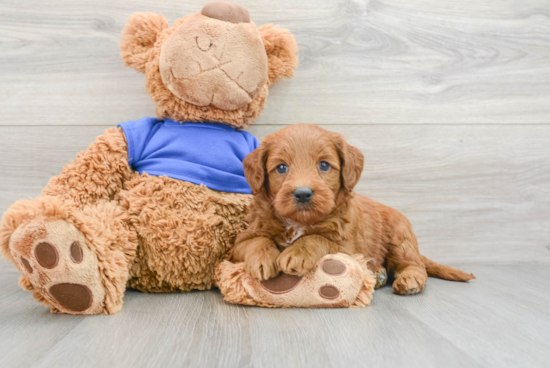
[279,223,307,248]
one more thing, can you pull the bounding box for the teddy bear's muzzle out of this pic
[158,8,268,111]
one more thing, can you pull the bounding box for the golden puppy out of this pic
[232,124,474,295]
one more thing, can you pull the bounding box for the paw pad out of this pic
[321,259,347,275]
[20,257,33,274]
[70,241,83,263]
[34,242,59,269]
[49,283,93,312]
[261,273,302,294]
[319,284,340,299]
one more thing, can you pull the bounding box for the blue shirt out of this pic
[118,118,259,194]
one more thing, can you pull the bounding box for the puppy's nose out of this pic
[294,187,313,204]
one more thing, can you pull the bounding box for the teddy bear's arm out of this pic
[41,127,133,208]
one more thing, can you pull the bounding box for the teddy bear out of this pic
[0,1,300,315]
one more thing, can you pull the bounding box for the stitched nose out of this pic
[294,187,313,204]
[202,1,250,23]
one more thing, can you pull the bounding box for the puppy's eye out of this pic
[319,161,331,172]
[276,164,288,174]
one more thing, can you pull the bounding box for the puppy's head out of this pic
[244,124,364,225]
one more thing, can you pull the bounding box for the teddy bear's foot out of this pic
[9,219,106,314]
[216,253,376,308]
[259,255,365,307]
[2,197,137,314]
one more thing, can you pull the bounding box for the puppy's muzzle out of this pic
[293,186,313,204]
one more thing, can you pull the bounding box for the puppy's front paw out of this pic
[277,246,319,276]
[245,246,280,281]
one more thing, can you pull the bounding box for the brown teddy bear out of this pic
[0,1,299,315]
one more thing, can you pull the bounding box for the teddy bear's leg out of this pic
[0,127,138,314]
[1,197,138,314]
[41,127,133,208]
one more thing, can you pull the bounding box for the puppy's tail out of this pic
[421,255,475,281]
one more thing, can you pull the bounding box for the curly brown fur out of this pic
[42,127,133,207]
[232,124,475,295]
[118,174,251,293]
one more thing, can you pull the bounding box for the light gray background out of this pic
[0,0,549,367]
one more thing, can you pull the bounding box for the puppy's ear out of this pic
[120,12,169,73]
[258,24,299,84]
[332,133,364,192]
[244,143,269,195]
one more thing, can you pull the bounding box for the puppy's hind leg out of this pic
[387,238,427,295]
[367,262,387,289]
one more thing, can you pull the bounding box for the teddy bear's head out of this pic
[120,1,299,129]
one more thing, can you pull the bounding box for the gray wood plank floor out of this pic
[1,0,549,367]
[0,259,548,368]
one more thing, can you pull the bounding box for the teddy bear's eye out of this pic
[195,36,213,51]
[319,161,331,172]
[276,164,288,174]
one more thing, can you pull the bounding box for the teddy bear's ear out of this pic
[120,12,169,73]
[258,24,299,84]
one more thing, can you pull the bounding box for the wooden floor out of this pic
[1,0,549,367]
[1,259,549,367]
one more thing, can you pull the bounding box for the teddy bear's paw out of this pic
[249,253,370,308]
[9,219,106,314]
